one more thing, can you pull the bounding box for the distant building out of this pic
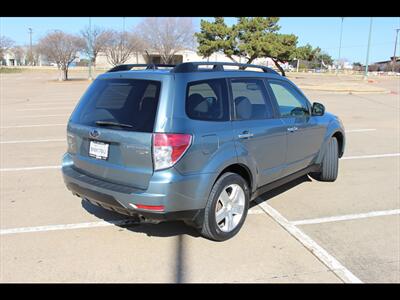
[1,47,50,66]
[1,48,26,66]
[372,56,400,71]
[95,49,289,70]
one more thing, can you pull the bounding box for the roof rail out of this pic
[171,62,281,75]
[107,64,176,73]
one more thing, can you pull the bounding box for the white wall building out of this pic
[1,49,25,66]
[95,49,289,70]
[1,47,49,66]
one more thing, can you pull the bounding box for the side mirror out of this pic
[312,102,325,116]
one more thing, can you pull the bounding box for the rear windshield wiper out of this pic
[95,120,133,128]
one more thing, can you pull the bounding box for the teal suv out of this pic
[62,62,345,241]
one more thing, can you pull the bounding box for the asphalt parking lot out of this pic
[0,70,399,283]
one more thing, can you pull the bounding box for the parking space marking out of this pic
[291,209,400,226]
[257,202,362,283]
[0,209,264,236]
[1,152,399,172]
[0,124,65,129]
[16,107,73,111]
[342,153,400,160]
[0,138,65,144]
[0,219,139,235]
[23,102,76,106]
[13,114,70,118]
[0,127,382,145]
[0,165,60,172]
[345,129,376,133]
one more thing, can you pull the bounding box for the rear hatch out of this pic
[67,77,162,190]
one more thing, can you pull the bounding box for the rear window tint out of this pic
[70,78,161,132]
[186,79,229,121]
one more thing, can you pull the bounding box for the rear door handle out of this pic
[238,131,254,139]
[287,126,298,132]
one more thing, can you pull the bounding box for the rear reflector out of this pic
[136,204,165,212]
[153,133,192,170]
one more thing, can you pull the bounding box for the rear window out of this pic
[70,78,161,132]
[185,79,229,121]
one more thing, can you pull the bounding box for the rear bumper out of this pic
[61,153,213,222]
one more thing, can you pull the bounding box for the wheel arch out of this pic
[214,163,253,194]
[332,130,344,157]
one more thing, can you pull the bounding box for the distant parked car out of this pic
[62,62,346,241]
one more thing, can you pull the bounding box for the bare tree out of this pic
[0,36,15,63]
[38,30,85,81]
[81,26,113,67]
[137,17,195,64]
[104,30,143,66]
[25,44,41,66]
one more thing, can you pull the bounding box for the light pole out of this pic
[88,17,93,81]
[392,28,400,72]
[122,17,126,46]
[336,17,344,75]
[364,17,373,79]
[28,28,33,66]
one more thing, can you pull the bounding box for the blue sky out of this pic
[1,17,399,63]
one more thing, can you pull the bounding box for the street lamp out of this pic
[392,28,400,72]
[28,28,33,66]
[336,17,344,75]
[364,17,373,79]
[88,17,93,81]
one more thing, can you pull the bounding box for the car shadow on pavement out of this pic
[81,199,194,283]
[250,175,312,208]
[81,199,200,238]
[80,175,311,283]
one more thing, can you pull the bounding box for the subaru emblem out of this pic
[90,129,100,138]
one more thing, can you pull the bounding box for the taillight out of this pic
[67,132,76,154]
[153,133,192,171]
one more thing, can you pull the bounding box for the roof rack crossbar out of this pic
[107,64,176,73]
[106,62,281,76]
[171,62,280,75]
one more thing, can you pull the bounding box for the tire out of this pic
[200,172,250,241]
[311,137,339,182]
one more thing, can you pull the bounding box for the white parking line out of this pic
[291,209,400,226]
[257,202,362,283]
[23,102,76,106]
[0,129,379,144]
[16,107,73,111]
[0,138,65,144]
[0,219,138,235]
[1,152,399,172]
[0,209,264,236]
[14,114,69,118]
[0,165,60,172]
[0,124,65,129]
[342,153,400,160]
[345,129,376,133]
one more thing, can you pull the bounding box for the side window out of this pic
[230,79,273,120]
[186,79,229,121]
[268,81,310,117]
